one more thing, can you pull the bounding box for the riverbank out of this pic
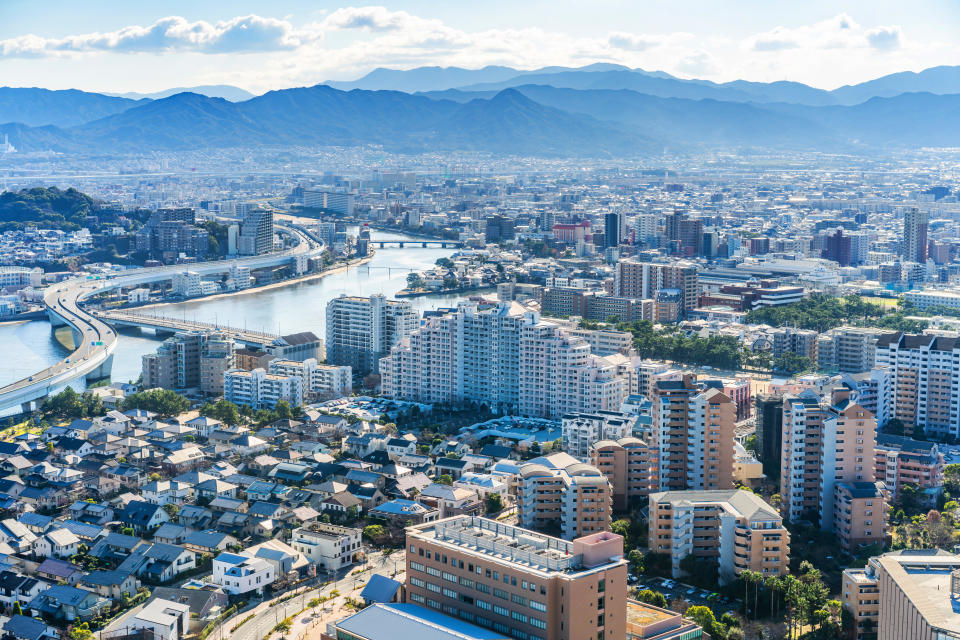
[123,254,375,314]
[396,285,497,298]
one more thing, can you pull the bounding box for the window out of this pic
[410,562,425,573]
[511,594,527,606]
[443,572,458,583]
[409,593,425,604]
[460,577,474,589]
[427,583,441,593]
[426,566,441,577]
[530,618,547,630]
[410,577,425,588]
[443,588,458,599]
[512,611,528,623]
[529,601,546,612]
[597,579,605,593]
[494,605,510,617]
[494,588,509,600]
[477,599,492,611]
[476,582,490,594]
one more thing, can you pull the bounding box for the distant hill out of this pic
[324,63,663,93]
[2,83,959,157]
[0,88,142,127]
[106,85,255,102]
[335,63,960,106]
[831,66,960,104]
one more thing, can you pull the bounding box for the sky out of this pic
[1,1,959,94]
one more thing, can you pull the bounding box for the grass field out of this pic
[862,296,900,309]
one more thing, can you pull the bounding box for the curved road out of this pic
[0,222,324,411]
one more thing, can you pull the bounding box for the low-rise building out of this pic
[212,552,275,595]
[290,524,363,572]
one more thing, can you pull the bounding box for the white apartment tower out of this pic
[325,294,419,376]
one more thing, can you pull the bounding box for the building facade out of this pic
[405,516,628,640]
[326,294,418,376]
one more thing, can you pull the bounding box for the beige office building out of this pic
[842,549,960,640]
[405,516,628,640]
[648,489,790,584]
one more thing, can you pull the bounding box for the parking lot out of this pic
[630,574,740,612]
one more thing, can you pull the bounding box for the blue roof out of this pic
[360,574,401,603]
[4,614,48,640]
[337,604,506,640]
[216,552,248,566]
[17,513,52,529]
[371,499,432,515]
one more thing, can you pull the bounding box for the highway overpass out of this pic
[0,222,324,413]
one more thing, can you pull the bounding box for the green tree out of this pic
[406,273,424,289]
[685,606,725,639]
[122,389,190,416]
[485,493,503,514]
[635,589,668,608]
[201,399,241,426]
[437,474,453,485]
[363,525,387,544]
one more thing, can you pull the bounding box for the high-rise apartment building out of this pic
[816,326,884,373]
[200,333,235,396]
[648,489,790,584]
[381,303,629,418]
[902,207,929,263]
[142,331,205,390]
[651,376,735,492]
[842,549,960,640]
[634,213,659,247]
[518,324,627,419]
[779,389,886,550]
[238,210,274,256]
[325,294,418,376]
[875,333,960,438]
[772,328,818,362]
[405,516,628,640]
[223,368,303,409]
[517,452,613,540]
[561,412,637,460]
[303,189,355,215]
[614,260,698,316]
[267,357,352,401]
[590,436,656,510]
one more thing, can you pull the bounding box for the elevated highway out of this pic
[0,223,323,412]
[97,310,281,349]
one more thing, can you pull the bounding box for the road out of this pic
[228,550,405,640]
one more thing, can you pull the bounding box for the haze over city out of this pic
[0,3,957,640]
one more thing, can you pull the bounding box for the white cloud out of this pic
[866,26,902,51]
[0,15,315,57]
[320,6,426,32]
[744,14,904,53]
[675,50,719,77]
[607,31,693,53]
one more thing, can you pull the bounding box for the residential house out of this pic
[28,585,109,621]
[79,570,140,601]
[118,501,170,533]
[32,528,80,559]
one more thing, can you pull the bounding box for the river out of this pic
[0,228,464,395]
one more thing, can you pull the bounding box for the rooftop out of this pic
[408,516,622,576]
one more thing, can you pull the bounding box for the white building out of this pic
[212,552,275,595]
[904,289,960,311]
[381,302,629,418]
[268,358,352,401]
[562,412,637,460]
[223,368,303,409]
[129,599,191,640]
[325,294,418,376]
[172,271,203,298]
[290,524,363,572]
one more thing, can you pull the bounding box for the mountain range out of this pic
[1,64,959,156]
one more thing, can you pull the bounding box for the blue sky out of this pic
[1,1,958,93]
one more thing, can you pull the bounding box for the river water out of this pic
[0,228,463,393]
